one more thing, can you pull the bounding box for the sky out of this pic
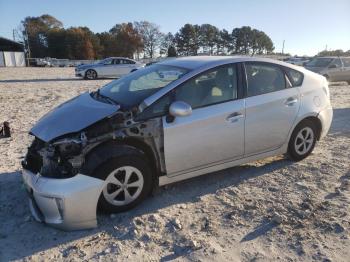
[0,0,349,56]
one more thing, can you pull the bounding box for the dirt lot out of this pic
[0,67,349,262]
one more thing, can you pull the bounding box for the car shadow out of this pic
[0,157,293,261]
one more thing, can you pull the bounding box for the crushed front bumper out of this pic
[22,169,104,231]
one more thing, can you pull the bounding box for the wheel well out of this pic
[121,138,158,174]
[296,116,322,140]
[82,138,159,179]
[85,69,97,76]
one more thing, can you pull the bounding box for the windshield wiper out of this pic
[94,89,119,105]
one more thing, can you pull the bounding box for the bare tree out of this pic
[134,21,164,58]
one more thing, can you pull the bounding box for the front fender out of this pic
[81,142,145,177]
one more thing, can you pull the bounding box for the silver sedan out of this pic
[75,57,144,79]
[23,56,333,230]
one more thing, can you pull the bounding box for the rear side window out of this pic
[284,67,304,87]
[245,63,286,97]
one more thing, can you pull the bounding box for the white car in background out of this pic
[75,57,144,79]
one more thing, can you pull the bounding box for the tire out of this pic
[95,151,153,213]
[288,120,317,161]
[85,69,97,80]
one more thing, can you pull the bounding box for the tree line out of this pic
[317,49,350,57]
[18,14,275,60]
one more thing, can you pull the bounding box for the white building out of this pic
[0,37,26,67]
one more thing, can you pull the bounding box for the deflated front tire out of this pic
[95,149,153,213]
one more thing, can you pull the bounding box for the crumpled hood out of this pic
[30,92,120,142]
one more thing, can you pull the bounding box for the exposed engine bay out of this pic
[22,109,165,179]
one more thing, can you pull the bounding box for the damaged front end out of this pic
[22,98,165,230]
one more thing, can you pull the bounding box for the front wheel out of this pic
[288,120,317,161]
[96,154,153,213]
[85,69,97,80]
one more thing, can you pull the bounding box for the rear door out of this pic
[244,62,300,155]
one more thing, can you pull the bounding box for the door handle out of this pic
[226,112,244,123]
[284,97,298,106]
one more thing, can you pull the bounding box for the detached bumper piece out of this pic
[22,169,105,231]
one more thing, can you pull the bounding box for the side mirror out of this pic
[169,101,192,117]
[329,64,337,69]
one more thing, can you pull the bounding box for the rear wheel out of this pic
[95,153,153,213]
[85,69,97,80]
[288,120,317,161]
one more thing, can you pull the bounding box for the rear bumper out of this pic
[22,169,104,231]
[318,105,333,139]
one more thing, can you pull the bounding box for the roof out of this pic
[0,37,24,52]
[159,55,302,70]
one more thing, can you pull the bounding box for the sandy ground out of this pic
[0,67,349,262]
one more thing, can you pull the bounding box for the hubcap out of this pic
[294,127,314,155]
[102,166,144,206]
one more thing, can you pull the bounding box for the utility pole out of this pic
[24,24,31,66]
[282,40,285,55]
[13,29,16,41]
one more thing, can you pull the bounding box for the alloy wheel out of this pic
[86,70,96,79]
[102,166,144,206]
[294,127,314,155]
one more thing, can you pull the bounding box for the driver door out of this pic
[162,64,245,176]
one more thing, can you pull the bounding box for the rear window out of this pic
[284,67,304,87]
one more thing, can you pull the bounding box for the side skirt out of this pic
[159,145,287,186]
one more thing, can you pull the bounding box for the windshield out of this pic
[305,58,333,67]
[99,64,189,107]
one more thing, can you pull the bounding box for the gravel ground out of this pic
[0,67,349,262]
